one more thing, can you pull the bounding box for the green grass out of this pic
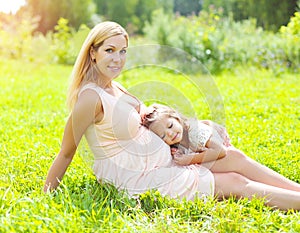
[1,59,300,232]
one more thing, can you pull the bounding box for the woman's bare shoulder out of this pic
[75,88,103,120]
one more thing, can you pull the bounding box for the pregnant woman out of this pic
[44,21,300,210]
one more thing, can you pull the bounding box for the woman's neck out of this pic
[97,79,113,89]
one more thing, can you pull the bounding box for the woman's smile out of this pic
[108,65,121,72]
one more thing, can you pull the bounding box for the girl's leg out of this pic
[213,172,300,210]
[203,147,300,192]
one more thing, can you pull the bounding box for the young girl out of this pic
[142,104,236,165]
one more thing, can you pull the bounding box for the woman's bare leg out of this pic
[203,147,300,192]
[213,172,300,210]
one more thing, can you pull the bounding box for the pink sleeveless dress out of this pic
[80,83,215,200]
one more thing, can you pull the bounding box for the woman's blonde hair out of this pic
[67,21,129,110]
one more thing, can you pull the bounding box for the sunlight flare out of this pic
[0,0,25,14]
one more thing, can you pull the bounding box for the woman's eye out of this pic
[168,123,173,129]
[120,49,127,54]
[105,48,113,53]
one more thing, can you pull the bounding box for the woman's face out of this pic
[149,115,183,145]
[93,35,127,82]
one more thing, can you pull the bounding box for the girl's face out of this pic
[92,35,127,83]
[149,115,183,145]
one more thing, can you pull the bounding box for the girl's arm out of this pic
[44,89,101,192]
[173,138,227,166]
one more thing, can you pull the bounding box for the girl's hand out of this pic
[170,147,178,155]
[173,151,193,166]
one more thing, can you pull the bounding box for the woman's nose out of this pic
[112,52,121,62]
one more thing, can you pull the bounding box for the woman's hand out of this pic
[214,123,231,146]
[201,120,232,146]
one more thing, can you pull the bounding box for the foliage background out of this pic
[0,0,299,73]
[1,1,300,232]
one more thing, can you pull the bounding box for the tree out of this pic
[94,0,137,28]
[202,0,298,31]
[94,0,174,34]
[134,0,159,34]
[24,0,95,33]
[173,0,202,16]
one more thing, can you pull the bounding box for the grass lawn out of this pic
[0,59,299,232]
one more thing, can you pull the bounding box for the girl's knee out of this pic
[227,147,248,163]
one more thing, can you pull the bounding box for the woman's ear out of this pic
[90,47,95,60]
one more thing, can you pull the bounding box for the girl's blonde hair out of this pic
[142,104,188,129]
[67,21,129,110]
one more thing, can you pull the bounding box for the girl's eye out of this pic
[168,123,173,129]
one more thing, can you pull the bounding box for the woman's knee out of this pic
[214,172,249,197]
[216,172,249,186]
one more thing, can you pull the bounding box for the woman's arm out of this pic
[43,116,77,192]
[44,89,102,192]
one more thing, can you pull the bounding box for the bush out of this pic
[51,18,90,65]
[280,12,300,71]
[0,13,91,65]
[52,18,74,64]
[144,7,300,74]
[0,13,39,61]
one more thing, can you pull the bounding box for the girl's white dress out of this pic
[186,119,213,151]
[178,119,225,153]
[80,83,215,200]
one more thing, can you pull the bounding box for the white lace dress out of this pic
[178,119,220,153]
[187,119,213,151]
